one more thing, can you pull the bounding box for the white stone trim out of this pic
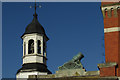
[34,40,37,54]
[26,41,28,55]
[41,36,44,57]
[23,42,24,56]
[16,71,47,78]
[104,27,120,33]
[22,33,43,39]
[23,55,43,64]
[102,5,120,11]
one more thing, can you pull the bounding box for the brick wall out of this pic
[99,1,120,76]
[104,32,119,63]
[99,66,116,76]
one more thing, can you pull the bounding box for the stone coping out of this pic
[28,70,99,78]
[98,62,117,68]
[28,75,118,80]
[22,54,47,59]
[102,2,120,7]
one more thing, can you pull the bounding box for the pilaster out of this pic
[34,40,38,54]
[23,42,25,56]
[41,36,43,56]
[26,41,28,55]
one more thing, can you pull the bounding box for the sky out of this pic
[2,2,104,78]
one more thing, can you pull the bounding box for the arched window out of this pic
[37,40,41,54]
[117,7,120,14]
[117,7,120,10]
[28,39,34,54]
[105,8,107,17]
[111,8,113,17]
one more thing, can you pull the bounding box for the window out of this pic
[111,8,113,17]
[28,39,34,54]
[105,8,107,16]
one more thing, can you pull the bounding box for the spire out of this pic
[33,2,38,19]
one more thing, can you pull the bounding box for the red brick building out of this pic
[98,0,120,77]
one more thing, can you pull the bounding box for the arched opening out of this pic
[117,7,120,10]
[105,8,107,17]
[117,7,120,16]
[28,39,34,54]
[37,40,41,54]
[111,8,113,17]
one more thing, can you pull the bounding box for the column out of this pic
[23,41,24,56]
[41,37,43,56]
[44,43,47,57]
[26,41,28,55]
[34,40,37,54]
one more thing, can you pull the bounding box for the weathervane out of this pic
[30,0,42,18]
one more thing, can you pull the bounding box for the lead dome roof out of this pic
[22,14,49,40]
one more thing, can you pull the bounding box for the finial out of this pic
[30,0,42,19]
